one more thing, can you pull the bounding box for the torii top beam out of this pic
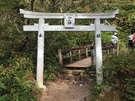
[20,9,119,19]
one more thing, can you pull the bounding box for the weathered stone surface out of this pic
[23,24,116,32]
[20,9,119,19]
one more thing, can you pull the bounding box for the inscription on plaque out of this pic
[64,13,75,29]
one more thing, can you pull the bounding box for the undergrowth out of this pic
[0,56,41,101]
[103,51,135,101]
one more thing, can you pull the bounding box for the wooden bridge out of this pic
[58,44,119,68]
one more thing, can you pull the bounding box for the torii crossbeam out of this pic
[20,9,119,90]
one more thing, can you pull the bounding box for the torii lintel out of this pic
[20,9,119,19]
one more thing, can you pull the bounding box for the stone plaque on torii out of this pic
[20,9,119,89]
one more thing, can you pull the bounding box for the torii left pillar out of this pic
[37,18,46,90]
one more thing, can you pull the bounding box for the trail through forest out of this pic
[39,71,94,101]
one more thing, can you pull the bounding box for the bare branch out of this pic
[31,0,35,11]
[54,0,65,8]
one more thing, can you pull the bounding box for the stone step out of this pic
[61,69,95,76]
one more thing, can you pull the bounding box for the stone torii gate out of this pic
[20,9,119,89]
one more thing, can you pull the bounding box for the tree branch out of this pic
[54,0,65,8]
[31,0,35,11]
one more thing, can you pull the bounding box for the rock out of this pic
[96,88,121,101]
[80,84,83,86]
[102,86,112,93]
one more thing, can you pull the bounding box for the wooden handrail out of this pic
[61,45,92,53]
[58,44,118,65]
[62,50,90,59]
[102,45,114,50]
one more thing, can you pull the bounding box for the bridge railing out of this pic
[58,45,93,65]
[58,44,119,66]
[102,44,119,55]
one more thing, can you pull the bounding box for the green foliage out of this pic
[44,58,62,80]
[101,32,113,46]
[0,56,40,101]
[124,78,135,101]
[91,84,102,101]
[0,81,7,101]
[0,0,25,12]
[103,51,135,101]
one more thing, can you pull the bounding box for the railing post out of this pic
[78,49,81,60]
[107,49,110,54]
[86,48,88,57]
[113,47,115,53]
[70,51,72,63]
[117,43,119,55]
[58,49,63,65]
[91,49,95,66]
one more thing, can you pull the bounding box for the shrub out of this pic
[103,51,135,101]
[0,56,40,101]
[44,57,62,80]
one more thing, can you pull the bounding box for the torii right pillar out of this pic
[95,18,103,85]
[94,10,119,85]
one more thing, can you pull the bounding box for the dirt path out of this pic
[39,72,95,101]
